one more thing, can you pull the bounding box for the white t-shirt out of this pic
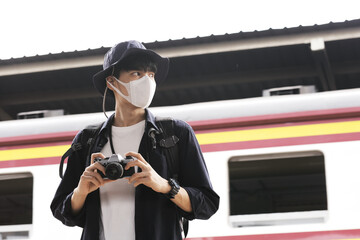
[99,120,145,240]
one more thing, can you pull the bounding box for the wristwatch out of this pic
[166,178,180,199]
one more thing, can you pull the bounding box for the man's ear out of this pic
[106,76,114,90]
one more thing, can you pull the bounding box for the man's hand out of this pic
[71,153,113,215]
[76,153,114,195]
[125,152,171,194]
[125,151,192,213]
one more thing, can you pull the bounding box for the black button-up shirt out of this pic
[51,109,219,240]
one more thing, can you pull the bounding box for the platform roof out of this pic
[0,19,360,121]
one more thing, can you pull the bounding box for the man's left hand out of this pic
[125,151,171,194]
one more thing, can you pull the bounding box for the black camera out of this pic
[94,154,135,180]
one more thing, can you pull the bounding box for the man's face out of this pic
[112,70,156,96]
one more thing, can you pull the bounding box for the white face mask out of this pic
[107,75,156,108]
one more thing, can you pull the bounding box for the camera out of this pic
[94,154,135,180]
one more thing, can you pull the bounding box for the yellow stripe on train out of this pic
[196,120,360,145]
[0,145,70,161]
[338,239,360,240]
[1,120,360,161]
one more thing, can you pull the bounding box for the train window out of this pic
[228,151,328,227]
[0,172,33,239]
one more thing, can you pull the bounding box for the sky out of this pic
[0,0,359,60]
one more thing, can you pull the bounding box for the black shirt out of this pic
[51,109,219,240]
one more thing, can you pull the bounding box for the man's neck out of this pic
[113,104,146,127]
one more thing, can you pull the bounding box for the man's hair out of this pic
[113,53,158,78]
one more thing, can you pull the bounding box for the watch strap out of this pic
[166,178,180,199]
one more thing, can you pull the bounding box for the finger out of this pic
[81,174,102,187]
[133,177,152,188]
[125,159,147,170]
[128,176,145,187]
[128,172,147,184]
[93,162,106,174]
[84,170,105,185]
[89,170,105,185]
[86,162,106,175]
[125,152,147,163]
[91,152,106,164]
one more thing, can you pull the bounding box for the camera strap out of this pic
[108,123,116,154]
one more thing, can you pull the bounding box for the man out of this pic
[51,40,219,240]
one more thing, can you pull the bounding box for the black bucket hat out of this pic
[93,40,169,96]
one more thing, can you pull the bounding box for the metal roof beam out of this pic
[0,56,103,77]
[1,27,360,77]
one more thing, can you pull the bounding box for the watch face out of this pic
[170,178,180,189]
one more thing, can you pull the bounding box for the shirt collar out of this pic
[98,109,160,137]
[98,113,114,138]
[145,108,160,132]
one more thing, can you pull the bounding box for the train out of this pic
[1,87,360,239]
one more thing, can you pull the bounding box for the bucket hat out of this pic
[93,40,169,96]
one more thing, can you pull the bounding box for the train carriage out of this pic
[1,88,360,239]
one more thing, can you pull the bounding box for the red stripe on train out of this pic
[0,131,77,147]
[195,117,360,134]
[0,141,72,151]
[0,157,60,168]
[190,106,360,131]
[188,229,360,240]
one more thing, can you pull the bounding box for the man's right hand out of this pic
[71,153,113,215]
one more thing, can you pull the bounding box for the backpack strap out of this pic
[155,117,180,180]
[155,117,189,238]
[59,122,103,179]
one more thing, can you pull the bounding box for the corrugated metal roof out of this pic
[146,19,360,48]
[1,18,360,63]
[0,19,360,121]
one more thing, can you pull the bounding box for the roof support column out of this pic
[311,38,337,91]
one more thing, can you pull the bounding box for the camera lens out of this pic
[105,162,123,180]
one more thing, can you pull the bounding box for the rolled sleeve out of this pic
[50,131,87,227]
[175,120,220,220]
[61,192,86,227]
